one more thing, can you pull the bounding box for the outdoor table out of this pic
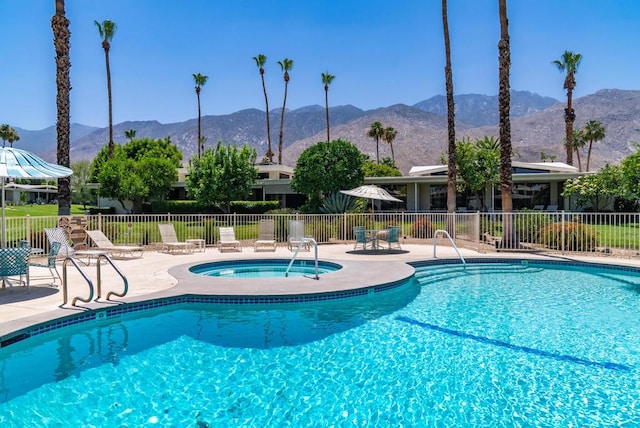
[366,229,389,249]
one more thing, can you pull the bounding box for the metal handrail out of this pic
[433,229,466,265]
[285,237,319,280]
[61,257,94,307]
[96,254,129,300]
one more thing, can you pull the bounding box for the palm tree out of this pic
[498,0,515,246]
[582,120,606,172]
[442,0,457,215]
[192,73,208,158]
[52,0,71,215]
[321,72,335,143]
[0,124,20,147]
[95,19,117,158]
[367,122,384,164]
[552,50,582,166]
[570,128,585,172]
[382,127,397,162]
[253,54,273,163]
[125,129,136,142]
[277,58,294,165]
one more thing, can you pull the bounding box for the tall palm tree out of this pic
[321,72,335,143]
[125,129,136,142]
[253,54,273,163]
[383,127,397,162]
[0,124,20,147]
[52,0,71,215]
[498,0,514,246]
[192,73,208,158]
[277,58,294,165]
[582,119,606,172]
[95,19,117,158]
[367,122,384,164]
[570,128,585,172]
[442,0,457,215]
[552,50,582,166]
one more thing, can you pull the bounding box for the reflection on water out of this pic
[0,280,417,403]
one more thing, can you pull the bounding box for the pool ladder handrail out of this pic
[285,237,319,280]
[96,254,129,300]
[433,229,466,265]
[61,257,94,307]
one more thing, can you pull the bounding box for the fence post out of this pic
[25,215,30,244]
[561,211,565,253]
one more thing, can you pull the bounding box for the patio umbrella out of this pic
[0,147,73,247]
[340,184,402,212]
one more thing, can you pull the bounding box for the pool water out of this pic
[190,259,341,278]
[1,261,639,426]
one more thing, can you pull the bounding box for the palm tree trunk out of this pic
[564,89,575,166]
[390,142,395,161]
[197,91,202,158]
[105,46,114,158]
[52,0,71,216]
[375,137,380,164]
[278,82,288,165]
[325,87,330,143]
[443,0,456,216]
[586,141,593,171]
[575,146,582,172]
[261,75,272,163]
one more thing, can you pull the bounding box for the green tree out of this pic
[187,141,257,213]
[321,72,335,143]
[552,50,582,166]
[621,146,640,200]
[367,122,384,164]
[277,58,293,165]
[562,164,623,210]
[0,124,20,147]
[94,137,181,212]
[70,160,93,208]
[291,139,365,212]
[363,160,402,177]
[95,19,117,158]
[582,119,606,172]
[253,54,273,162]
[442,0,457,215]
[454,137,500,209]
[125,129,136,142]
[52,0,71,215]
[382,127,397,162]
[193,73,208,158]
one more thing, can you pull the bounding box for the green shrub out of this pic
[411,216,435,239]
[539,221,598,251]
[229,201,280,214]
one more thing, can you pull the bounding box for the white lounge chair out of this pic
[254,219,277,252]
[86,230,144,259]
[158,224,194,253]
[287,220,310,251]
[44,227,75,257]
[218,227,241,252]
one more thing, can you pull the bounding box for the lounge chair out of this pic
[86,230,144,259]
[44,227,75,257]
[287,220,311,251]
[158,224,194,253]
[254,219,277,252]
[0,247,30,290]
[218,227,241,252]
[353,226,370,250]
[29,242,62,284]
[378,226,402,250]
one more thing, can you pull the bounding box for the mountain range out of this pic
[14,89,640,175]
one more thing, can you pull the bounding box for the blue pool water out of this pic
[189,259,342,278]
[1,261,639,426]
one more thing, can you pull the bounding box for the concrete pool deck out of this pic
[1,243,640,338]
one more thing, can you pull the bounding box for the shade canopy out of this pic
[0,147,73,247]
[340,184,402,202]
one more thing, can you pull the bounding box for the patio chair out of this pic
[353,226,370,250]
[158,224,194,253]
[287,220,311,251]
[29,241,62,285]
[0,247,30,290]
[218,227,241,252]
[86,230,144,259]
[378,226,402,250]
[254,219,277,252]
[44,227,75,258]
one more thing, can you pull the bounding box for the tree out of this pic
[321,72,335,143]
[442,0,457,215]
[562,164,623,210]
[52,0,71,215]
[552,50,582,166]
[253,54,273,162]
[451,136,500,209]
[186,141,257,213]
[94,137,181,212]
[367,122,384,164]
[291,139,365,212]
[498,0,515,246]
[621,146,640,200]
[70,160,94,208]
[382,127,398,162]
[95,19,117,158]
[570,128,586,172]
[277,58,293,165]
[125,129,136,142]
[363,160,402,177]
[0,124,20,147]
[582,119,605,172]
[193,73,208,158]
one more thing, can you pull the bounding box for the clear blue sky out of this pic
[1,0,639,130]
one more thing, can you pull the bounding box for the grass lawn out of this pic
[2,204,87,217]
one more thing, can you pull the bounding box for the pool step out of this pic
[414,264,544,284]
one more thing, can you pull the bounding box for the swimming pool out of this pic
[0,260,639,426]
[189,259,342,278]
